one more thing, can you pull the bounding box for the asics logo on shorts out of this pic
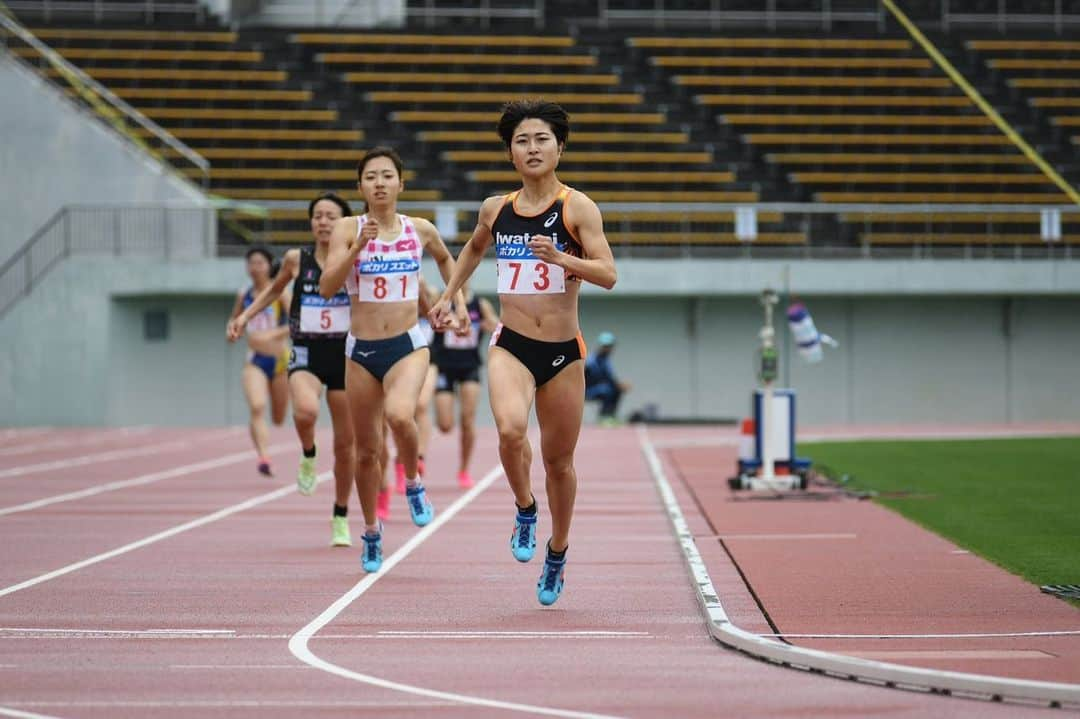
[551,355,565,367]
[544,212,559,228]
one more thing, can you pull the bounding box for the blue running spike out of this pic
[406,484,434,527]
[361,527,383,573]
[537,547,567,606]
[510,512,538,563]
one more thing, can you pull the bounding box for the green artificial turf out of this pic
[799,437,1080,590]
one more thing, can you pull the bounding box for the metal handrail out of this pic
[0,11,211,187]
[0,205,215,319]
[3,1,204,22]
[407,0,546,30]
[237,200,1080,215]
[594,0,1080,33]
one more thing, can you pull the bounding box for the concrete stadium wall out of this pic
[1,256,1078,428]
[0,53,207,265]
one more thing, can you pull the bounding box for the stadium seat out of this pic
[318,52,595,67]
[291,33,574,48]
[344,72,619,85]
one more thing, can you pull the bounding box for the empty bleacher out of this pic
[17,25,431,208]
[288,29,797,245]
[628,32,1073,246]
[13,10,1076,252]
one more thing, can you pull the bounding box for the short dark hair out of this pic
[245,245,280,278]
[496,99,570,148]
[308,191,352,219]
[357,146,404,183]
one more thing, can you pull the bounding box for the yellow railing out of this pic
[0,6,210,187]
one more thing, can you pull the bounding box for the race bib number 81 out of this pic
[357,257,420,303]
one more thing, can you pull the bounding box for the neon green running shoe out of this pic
[297,454,317,496]
[331,516,352,547]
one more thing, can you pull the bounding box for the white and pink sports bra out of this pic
[346,214,422,303]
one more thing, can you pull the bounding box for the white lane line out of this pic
[0,707,64,719]
[0,429,52,442]
[762,630,1080,639]
[289,464,625,719]
[0,472,331,599]
[637,425,1080,709]
[0,428,154,458]
[0,438,201,479]
[0,440,295,517]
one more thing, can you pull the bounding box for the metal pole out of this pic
[162,207,170,259]
[114,208,122,256]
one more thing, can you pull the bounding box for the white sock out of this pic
[406,476,419,490]
[365,522,380,536]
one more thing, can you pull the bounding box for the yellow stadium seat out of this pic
[139,128,363,142]
[419,130,688,144]
[723,114,991,127]
[344,72,618,85]
[367,91,643,105]
[468,170,734,184]
[792,172,1052,185]
[817,191,1069,203]
[135,108,338,121]
[29,28,237,42]
[698,94,970,108]
[768,152,1029,165]
[746,133,1012,145]
[292,33,574,48]
[111,88,312,102]
[653,56,931,69]
[45,67,288,83]
[444,150,712,164]
[12,47,262,62]
[629,37,911,50]
[319,52,595,67]
[221,188,441,201]
[675,75,951,88]
[394,111,663,125]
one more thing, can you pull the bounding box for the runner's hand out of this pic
[528,235,562,265]
[429,297,455,332]
[347,217,378,255]
[226,316,247,342]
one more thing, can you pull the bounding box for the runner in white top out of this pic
[321,146,467,573]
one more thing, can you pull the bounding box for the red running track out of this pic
[0,424,1067,718]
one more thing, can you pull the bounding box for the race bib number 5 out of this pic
[299,294,349,334]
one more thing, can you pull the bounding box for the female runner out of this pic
[321,147,467,573]
[226,247,291,477]
[431,100,616,606]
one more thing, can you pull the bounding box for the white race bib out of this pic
[496,258,565,295]
[356,254,420,303]
[299,294,350,334]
